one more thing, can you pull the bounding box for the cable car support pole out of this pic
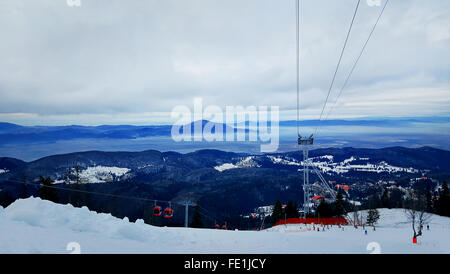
[184,200,195,228]
[295,0,314,216]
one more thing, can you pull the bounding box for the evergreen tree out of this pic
[366,208,380,226]
[271,200,283,225]
[333,189,345,217]
[190,205,204,228]
[285,201,299,219]
[316,199,333,218]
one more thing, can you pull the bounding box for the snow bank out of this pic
[0,198,449,254]
[0,169,9,174]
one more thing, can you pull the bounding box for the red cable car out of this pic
[163,203,173,219]
[153,205,162,216]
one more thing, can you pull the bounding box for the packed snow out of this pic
[1,198,449,254]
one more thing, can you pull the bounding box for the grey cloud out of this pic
[0,0,448,124]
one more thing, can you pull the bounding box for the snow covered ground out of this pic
[78,166,130,183]
[267,155,419,175]
[210,154,418,175]
[54,166,131,184]
[0,198,449,254]
[214,157,260,172]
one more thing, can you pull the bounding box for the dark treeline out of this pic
[269,180,450,225]
[360,180,450,218]
[1,173,449,230]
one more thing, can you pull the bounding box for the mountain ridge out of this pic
[1,146,449,226]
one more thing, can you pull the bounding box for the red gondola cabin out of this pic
[153,206,162,216]
[163,208,173,218]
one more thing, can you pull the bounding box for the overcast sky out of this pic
[0,0,449,126]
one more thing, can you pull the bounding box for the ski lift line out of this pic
[318,0,390,137]
[197,205,227,224]
[3,178,188,206]
[197,209,229,228]
[314,0,361,136]
[196,210,218,223]
[198,206,229,226]
[5,178,232,226]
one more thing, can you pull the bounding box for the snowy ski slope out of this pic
[0,198,449,254]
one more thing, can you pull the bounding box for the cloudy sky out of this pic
[0,0,449,125]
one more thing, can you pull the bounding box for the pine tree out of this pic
[271,200,283,225]
[190,205,204,228]
[366,208,380,226]
[285,201,299,219]
[333,188,345,217]
[316,199,333,218]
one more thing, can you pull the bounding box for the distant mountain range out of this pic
[1,117,449,145]
[1,146,449,227]
[0,120,249,145]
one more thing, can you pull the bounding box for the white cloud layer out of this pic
[0,0,449,125]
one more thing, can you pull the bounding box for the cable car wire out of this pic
[2,178,229,226]
[198,205,227,224]
[2,178,178,205]
[318,0,390,137]
[314,0,361,136]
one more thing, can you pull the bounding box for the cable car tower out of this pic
[295,0,389,216]
[295,0,337,216]
[295,0,313,215]
[298,135,314,215]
